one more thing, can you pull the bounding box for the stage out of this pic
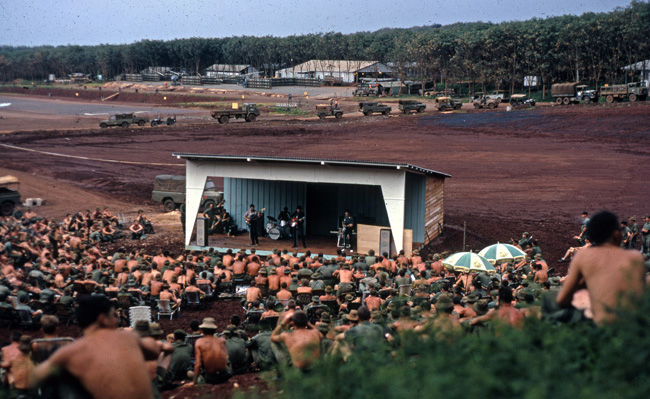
[186,231,353,259]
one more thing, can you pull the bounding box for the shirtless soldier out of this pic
[192,317,230,385]
[31,295,160,399]
[271,310,322,370]
[557,211,645,325]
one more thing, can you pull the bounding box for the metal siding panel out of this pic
[405,173,425,242]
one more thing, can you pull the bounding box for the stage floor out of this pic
[187,231,352,258]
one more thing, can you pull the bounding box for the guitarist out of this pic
[244,204,264,246]
[291,206,307,249]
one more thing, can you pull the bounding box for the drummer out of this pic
[278,207,291,237]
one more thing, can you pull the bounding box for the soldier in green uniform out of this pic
[574,212,590,246]
[641,215,650,256]
[620,221,632,249]
[629,217,640,250]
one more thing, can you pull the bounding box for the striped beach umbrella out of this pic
[442,252,497,275]
[478,243,526,265]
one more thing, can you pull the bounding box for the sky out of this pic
[0,0,636,47]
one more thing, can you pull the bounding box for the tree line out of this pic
[1,1,649,96]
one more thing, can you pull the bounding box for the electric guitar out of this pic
[245,208,266,225]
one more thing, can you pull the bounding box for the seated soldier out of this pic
[271,310,322,370]
[192,318,230,385]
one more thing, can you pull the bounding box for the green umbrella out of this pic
[478,243,526,265]
[442,252,497,275]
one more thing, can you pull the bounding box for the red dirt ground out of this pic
[1,89,649,398]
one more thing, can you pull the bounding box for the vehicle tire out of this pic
[151,121,157,127]
[100,123,107,128]
[455,104,462,110]
[383,110,390,115]
[220,115,229,124]
[473,103,480,109]
[163,199,176,213]
[335,112,342,119]
[418,107,425,113]
[121,122,129,128]
[582,96,591,104]
[402,110,407,114]
[247,114,257,122]
[555,98,563,105]
[629,94,637,102]
[318,114,325,120]
[363,111,369,116]
[138,120,145,127]
[203,200,216,210]
[606,95,614,104]
[0,201,15,216]
[168,119,175,126]
[562,97,570,105]
[488,103,496,109]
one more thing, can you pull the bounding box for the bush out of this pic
[257,289,650,399]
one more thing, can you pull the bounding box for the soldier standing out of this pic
[641,215,650,256]
[629,217,639,250]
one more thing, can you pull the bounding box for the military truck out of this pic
[600,82,648,103]
[322,75,343,86]
[359,102,391,116]
[398,100,426,114]
[472,93,500,109]
[150,115,176,127]
[316,104,343,119]
[353,83,377,97]
[99,113,149,128]
[435,97,463,111]
[509,94,536,108]
[551,82,599,105]
[152,175,224,212]
[0,175,21,216]
[211,103,260,123]
[489,90,510,103]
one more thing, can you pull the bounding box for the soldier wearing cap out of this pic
[222,325,248,375]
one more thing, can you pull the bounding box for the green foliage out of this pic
[268,106,311,116]
[258,289,650,399]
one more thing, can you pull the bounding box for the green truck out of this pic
[600,82,648,103]
[211,103,260,123]
[358,102,391,116]
[398,100,426,114]
[152,175,223,212]
[99,113,149,128]
[0,175,21,216]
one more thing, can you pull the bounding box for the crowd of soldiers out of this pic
[0,207,647,398]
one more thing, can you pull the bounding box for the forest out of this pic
[0,1,649,95]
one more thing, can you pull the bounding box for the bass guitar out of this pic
[245,208,266,225]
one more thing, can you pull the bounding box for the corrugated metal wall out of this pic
[405,173,426,242]
[225,178,306,231]
[225,175,427,241]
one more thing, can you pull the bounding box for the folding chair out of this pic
[398,284,413,297]
[296,293,312,308]
[184,291,201,309]
[156,299,178,320]
[55,302,76,327]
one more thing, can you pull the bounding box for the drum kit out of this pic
[265,216,290,241]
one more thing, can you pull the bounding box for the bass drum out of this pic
[268,227,281,240]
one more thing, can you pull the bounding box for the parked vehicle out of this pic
[509,94,536,108]
[472,93,500,109]
[435,97,463,111]
[322,75,343,86]
[0,175,21,216]
[551,82,599,105]
[152,175,223,212]
[316,104,343,119]
[353,84,378,97]
[358,102,391,116]
[600,82,648,103]
[489,90,510,103]
[398,100,426,114]
[150,115,176,127]
[211,103,260,123]
[99,113,149,128]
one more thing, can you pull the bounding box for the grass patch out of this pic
[268,106,312,116]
